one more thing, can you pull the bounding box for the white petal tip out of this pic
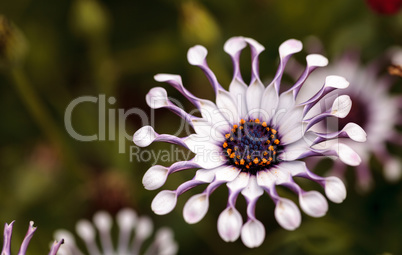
[116,208,137,231]
[217,207,243,242]
[325,177,347,203]
[143,165,169,190]
[274,199,301,231]
[335,143,362,166]
[75,220,95,242]
[331,95,352,118]
[279,39,303,57]
[146,87,169,109]
[183,194,209,224]
[187,45,208,66]
[93,211,113,231]
[133,126,157,147]
[299,191,328,218]
[154,74,182,84]
[324,75,349,89]
[151,190,177,215]
[224,37,247,55]
[343,123,367,142]
[240,220,265,248]
[306,54,328,67]
[136,216,153,240]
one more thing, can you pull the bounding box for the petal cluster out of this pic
[133,37,366,247]
[54,208,178,255]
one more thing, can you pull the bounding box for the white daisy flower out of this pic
[1,221,63,255]
[54,208,178,255]
[298,50,402,190]
[133,37,366,248]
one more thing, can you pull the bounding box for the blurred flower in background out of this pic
[296,41,402,191]
[54,208,178,255]
[1,221,63,255]
[134,36,366,247]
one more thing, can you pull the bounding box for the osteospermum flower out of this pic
[133,37,366,248]
[54,208,178,255]
[1,221,63,255]
[298,51,402,190]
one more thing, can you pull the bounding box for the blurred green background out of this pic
[1,0,402,254]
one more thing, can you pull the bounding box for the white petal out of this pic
[256,170,275,188]
[194,168,218,183]
[154,73,182,84]
[269,166,291,185]
[331,95,352,118]
[192,151,226,169]
[244,37,265,54]
[75,220,96,242]
[216,89,240,124]
[133,126,157,147]
[240,220,265,248]
[187,45,208,66]
[272,91,295,126]
[324,75,349,89]
[279,39,303,58]
[146,87,169,109]
[116,208,137,232]
[198,100,229,131]
[343,123,367,142]
[143,165,169,190]
[274,198,301,230]
[260,84,278,122]
[241,175,264,200]
[299,191,328,217]
[183,193,209,224]
[183,134,221,154]
[227,172,250,191]
[136,216,153,240]
[333,143,361,166]
[306,54,328,67]
[217,207,243,242]
[93,211,112,232]
[229,78,248,118]
[246,79,264,119]
[325,177,346,203]
[224,37,247,56]
[54,230,77,249]
[215,166,240,182]
[151,190,177,215]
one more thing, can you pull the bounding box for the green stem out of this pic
[10,67,83,178]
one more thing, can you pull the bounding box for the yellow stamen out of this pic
[269,145,274,151]
[262,122,267,127]
[223,142,228,148]
[227,148,232,154]
[253,158,259,164]
[230,153,235,158]
[240,159,245,165]
[255,119,260,123]
[233,124,238,129]
[240,119,245,124]
[274,139,280,144]
[225,133,230,139]
[271,129,277,134]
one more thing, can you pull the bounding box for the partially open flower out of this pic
[134,37,365,247]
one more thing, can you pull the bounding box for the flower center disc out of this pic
[222,119,283,174]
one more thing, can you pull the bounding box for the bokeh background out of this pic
[1,0,402,254]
